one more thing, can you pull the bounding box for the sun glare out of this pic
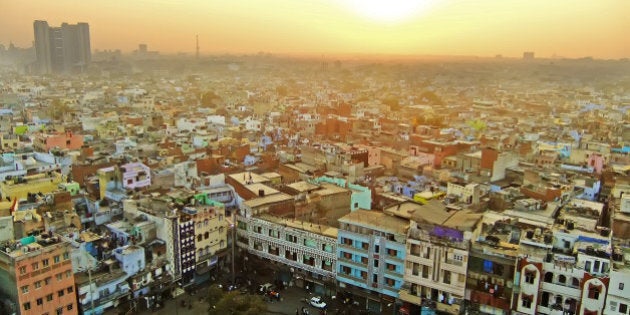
[343,0,435,23]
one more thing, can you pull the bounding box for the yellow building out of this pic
[0,172,63,201]
[0,133,20,151]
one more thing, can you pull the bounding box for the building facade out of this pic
[236,214,337,296]
[337,210,407,313]
[0,234,78,315]
[33,20,91,74]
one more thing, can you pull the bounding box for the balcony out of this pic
[384,268,403,278]
[406,254,433,266]
[338,257,367,269]
[337,272,367,285]
[540,281,580,298]
[385,254,404,263]
[399,288,422,305]
[338,243,368,253]
[470,290,511,311]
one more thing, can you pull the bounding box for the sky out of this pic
[0,0,628,59]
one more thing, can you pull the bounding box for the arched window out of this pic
[558,275,566,284]
[544,272,553,283]
[572,277,580,287]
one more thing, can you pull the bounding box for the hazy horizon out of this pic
[1,0,629,59]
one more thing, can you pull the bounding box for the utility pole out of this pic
[88,266,95,314]
[231,218,235,285]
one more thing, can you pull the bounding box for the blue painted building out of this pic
[337,209,408,313]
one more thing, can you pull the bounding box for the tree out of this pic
[208,290,266,315]
[49,99,70,121]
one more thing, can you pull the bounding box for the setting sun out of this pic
[342,0,436,22]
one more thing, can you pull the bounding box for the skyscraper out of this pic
[33,20,91,74]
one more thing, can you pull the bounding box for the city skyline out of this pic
[0,0,629,59]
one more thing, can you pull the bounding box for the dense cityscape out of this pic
[0,7,630,315]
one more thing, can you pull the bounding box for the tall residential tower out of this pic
[33,20,91,74]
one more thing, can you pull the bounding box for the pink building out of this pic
[587,153,605,174]
[34,131,84,152]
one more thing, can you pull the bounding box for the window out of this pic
[35,281,42,289]
[67,304,73,311]
[558,275,566,284]
[541,292,550,307]
[56,273,63,281]
[620,283,625,290]
[53,255,60,263]
[620,303,628,314]
[19,266,27,275]
[521,296,532,308]
[360,271,367,279]
[46,293,53,301]
[37,298,43,306]
[43,259,49,267]
[58,289,64,297]
[374,260,379,268]
[572,277,580,287]
[56,307,63,315]
[585,261,592,272]
[525,271,535,284]
[67,286,73,293]
[443,271,451,284]
[23,302,31,311]
[45,277,51,285]
[204,232,210,239]
[341,266,351,274]
[197,234,202,242]
[361,256,368,264]
[32,262,39,270]
[65,270,71,278]
[63,252,69,260]
[422,265,429,278]
[588,287,600,299]
[21,285,29,294]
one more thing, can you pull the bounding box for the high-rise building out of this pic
[33,20,91,74]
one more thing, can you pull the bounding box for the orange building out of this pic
[33,131,84,152]
[0,234,77,315]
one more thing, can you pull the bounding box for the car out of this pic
[309,296,327,309]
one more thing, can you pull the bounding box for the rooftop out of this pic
[339,209,409,235]
[258,213,338,239]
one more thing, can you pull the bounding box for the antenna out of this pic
[196,35,199,60]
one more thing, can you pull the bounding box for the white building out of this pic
[236,214,337,284]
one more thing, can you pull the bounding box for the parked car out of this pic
[309,296,327,309]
